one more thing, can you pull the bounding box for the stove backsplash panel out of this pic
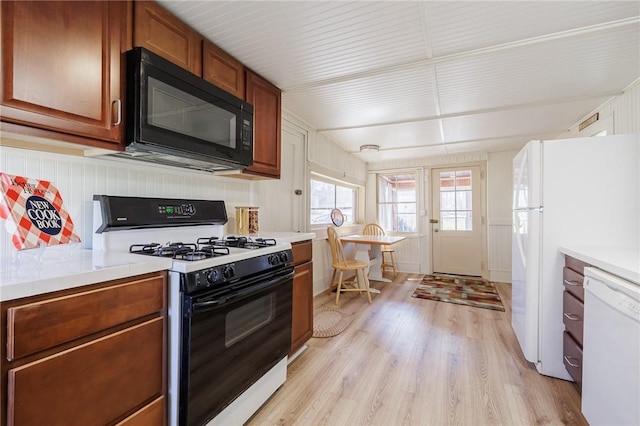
[0,147,257,256]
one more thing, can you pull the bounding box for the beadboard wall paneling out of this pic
[566,78,640,136]
[284,109,367,185]
[487,150,517,282]
[308,131,367,185]
[367,152,488,171]
[488,224,512,283]
[487,151,518,222]
[0,147,255,255]
[392,235,423,273]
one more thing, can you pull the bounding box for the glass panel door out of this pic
[439,170,472,231]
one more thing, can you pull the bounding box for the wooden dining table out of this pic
[339,234,406,289]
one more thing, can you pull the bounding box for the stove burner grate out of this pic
[213,236,277,249]
[130,242,222,261]
[128,236,277,260]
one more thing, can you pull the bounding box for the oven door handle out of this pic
[191,269,294,313]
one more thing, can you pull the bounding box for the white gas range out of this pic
[93,195,293,426]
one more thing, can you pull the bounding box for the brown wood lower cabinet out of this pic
[290,240,313,355]
[562,255,590,394]
[116,396,165,426]
[1,271,167,426]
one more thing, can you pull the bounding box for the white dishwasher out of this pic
[582,267,640,426]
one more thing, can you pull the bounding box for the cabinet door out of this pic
[0,1,125,145]
[291,261,313,354]
[245,70,282,178]
[7,318,163,426]
[133,1,202,76]
[203,40,244,99]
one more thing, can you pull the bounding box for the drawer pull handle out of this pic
[564,355,581,368]
[563,279,581,287]
[564,313,580,321]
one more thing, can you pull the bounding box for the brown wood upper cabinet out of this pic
[244,70,282,179]
[0,0,125,148]
[203,40,245,99]
[133,0,202,76]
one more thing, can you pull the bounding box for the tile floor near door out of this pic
[247,273,586,426]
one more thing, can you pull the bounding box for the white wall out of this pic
[487,150,518,282]
[280,111,368,296]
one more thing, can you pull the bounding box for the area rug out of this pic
[411,274,505,312]
[312,306,354,338]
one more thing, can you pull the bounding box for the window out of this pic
[439,170,472,231]
[310,177,357,225]
[377,173,416,232]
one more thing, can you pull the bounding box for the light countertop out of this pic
[559,246,640,285]
[0,232,316,302]
[0,248,172,302]
[256,232,316,244]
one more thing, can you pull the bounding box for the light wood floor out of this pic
[247,273,587,426]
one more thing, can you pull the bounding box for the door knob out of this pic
[434,228,439,232]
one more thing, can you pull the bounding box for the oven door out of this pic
[179,267,293,426]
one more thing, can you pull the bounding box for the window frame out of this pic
[309,173,360,228]
[376,171,418,234]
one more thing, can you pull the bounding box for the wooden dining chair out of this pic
[362,223,397,277]
[326,226,372,305]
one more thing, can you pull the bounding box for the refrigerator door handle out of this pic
[513,211,527,268]
[514,207,544,212]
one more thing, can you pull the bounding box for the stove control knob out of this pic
[222,265,235,279]
[268,254,279,265]
[278,252,288,263]
[206,269,220,284]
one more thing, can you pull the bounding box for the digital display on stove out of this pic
[158,204,196,216]
[93,196,228,232]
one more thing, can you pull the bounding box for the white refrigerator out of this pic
[511,134,639,380]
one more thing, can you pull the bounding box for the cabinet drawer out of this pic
[563,331,583,392]
[7,317,163,426]
[565,255,590,275]
[563,266,584,302]
[116,395,165,426]
[563,291,584,345]
[291,240,312,265]
[7,274,164,360]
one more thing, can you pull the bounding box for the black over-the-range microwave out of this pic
[108,47,254,172]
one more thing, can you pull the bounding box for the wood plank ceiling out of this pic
[158,1,640,162]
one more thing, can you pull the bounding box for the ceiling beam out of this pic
[347,131,565,154]
[317,91,621,132]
